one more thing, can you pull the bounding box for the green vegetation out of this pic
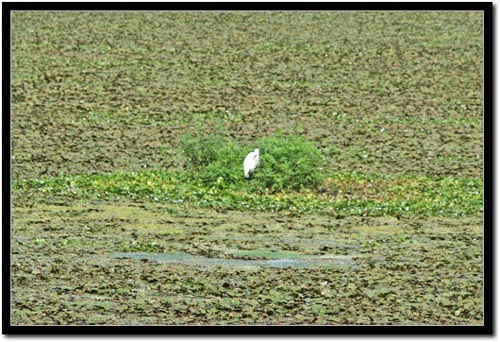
[180,133,246,184]
[255,133,324,191]
[180,132,325,191]
[10,11,484,326]
[13,168,481,217]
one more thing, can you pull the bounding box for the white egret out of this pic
[243,148,259,178]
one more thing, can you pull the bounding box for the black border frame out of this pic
[2,1,493,335]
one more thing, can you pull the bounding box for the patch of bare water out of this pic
[112,251,356,269]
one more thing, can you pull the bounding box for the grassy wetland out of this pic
[10,11,483,325]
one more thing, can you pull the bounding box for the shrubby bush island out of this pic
[179,132,325,192]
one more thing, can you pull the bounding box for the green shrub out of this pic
[180,133,227,168]
[179,132,324,192]
[255,133,324,191]
[179,133,245,184]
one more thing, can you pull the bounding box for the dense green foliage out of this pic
[254,133,324,191]
[179,132,325,192]
[180,133,245,184]
[13,169,482,217]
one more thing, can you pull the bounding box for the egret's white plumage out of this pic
[243,148,259,178]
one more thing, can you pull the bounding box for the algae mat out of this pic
[11,202,483,325]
